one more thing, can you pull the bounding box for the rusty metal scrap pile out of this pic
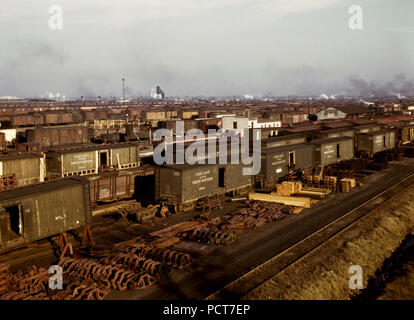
[0,265,109,300]
[125,244,192,269]
[59,257,157,291]
[219,201,290,234]
[0,242,192,300]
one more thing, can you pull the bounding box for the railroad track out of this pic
[206,170,414,300]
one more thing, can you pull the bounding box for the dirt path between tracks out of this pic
[243,180,414,300]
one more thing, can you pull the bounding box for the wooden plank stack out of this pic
[341,178,356,193]
[276,181,302,196]
[249,193,312,208]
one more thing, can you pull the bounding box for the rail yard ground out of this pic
[2,158,414,300]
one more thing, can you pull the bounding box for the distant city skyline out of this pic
[0,0,413,98]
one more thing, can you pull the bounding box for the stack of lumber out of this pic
[276,181,302,196]
[0,264,9,296]
[341,178,356,193]
[296,187,331,199]
[341,178,356,188]
[249,192,311,208]
[313,175,321,187]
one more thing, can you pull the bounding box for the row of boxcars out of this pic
[153,120,414,202]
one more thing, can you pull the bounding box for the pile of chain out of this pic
[126,244,191,269]
[0,264,9,296]
[51,280,110,300]
[186,230,236,245]
[101,251,167,277]
[0,265,110,300]
[219,201,288,234]
[59,257,157,291]
[8,266,50,295]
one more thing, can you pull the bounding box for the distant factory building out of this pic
[312,105,373,121]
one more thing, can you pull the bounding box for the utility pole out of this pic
[122,78,125,102]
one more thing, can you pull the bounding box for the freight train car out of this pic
[0,153,45,187]
[311,137,354,167]
[155,162,252,211]
[258,143,314,188]
[0,177,91,252]
[42,112,74,125]
[45,143,141,179]
[385,121,414,145]
[88,167,148,204]
[10,114,44,127]
[356,129,396,156]
[26,126,88,149]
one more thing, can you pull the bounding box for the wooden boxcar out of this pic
[155,162,252,208]
[0,153,45,187]
[88,167,147,203]
[26,126,88,148]
[356,129,396,156]
[385,122,414,145]
[0,177,91,252]
[312,137,354,167]
[45,143,141,179]
[258,143,314,187]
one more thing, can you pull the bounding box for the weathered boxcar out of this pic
[155,162,252,209]
[11,114,44,127]
[0,153,45,187]
[356,129,396,155]
[26,126,88,148]
[88,167,146,203]
[261,134,306,149]
[0,177,91,252]
[385,121,414,145]
[42,112,74,125]
[45,143,141,179]
[258,143,314,187]
[312,137,354,167]
[155,164,218,207]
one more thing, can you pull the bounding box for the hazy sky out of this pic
[0,0,413,98]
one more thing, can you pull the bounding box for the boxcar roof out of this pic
[46,142,139,154]
[319,127,354,134]
[159,163,217,171]
[353,124,380,130]
[311,136,353,145]
[261,143,312,154]
[0,177,86,201]
[363,129,394,136]
[263,134,305,142]
[0,152,43,161]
